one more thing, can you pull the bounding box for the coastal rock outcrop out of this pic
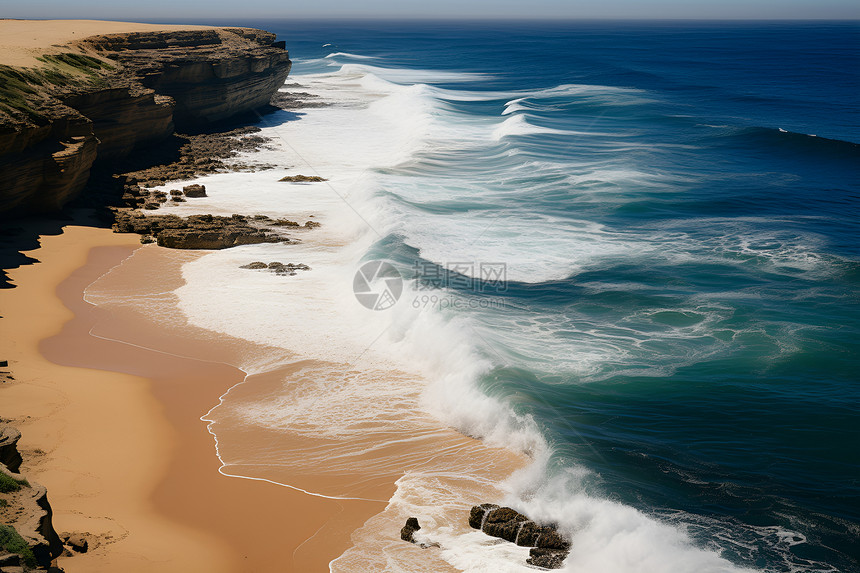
[278,175,327,182]
[112,211,306,250]
[63,87,175,160]
[0,27,291,216]
[239,262,311,275]
[0,426,23,474]
[0,116,99,214]
[400,517,421,543]
[182,184,207,198]
[0,423,64,570]
[468,504,571,569]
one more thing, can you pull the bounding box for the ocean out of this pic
[122,20,859,572]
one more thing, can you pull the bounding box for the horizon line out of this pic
[5,16,860,23]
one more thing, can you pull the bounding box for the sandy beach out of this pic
[0,222,395,571]
[0,18,528,572]
[0,224,232,572]
[1,218,521,571]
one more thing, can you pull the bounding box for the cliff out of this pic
[0,25,291,216]
[0,423,64,570]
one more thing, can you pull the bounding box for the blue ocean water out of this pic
[194,20,857,571]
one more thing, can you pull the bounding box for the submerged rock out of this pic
[278,174,327,182]
[239,261,311,275]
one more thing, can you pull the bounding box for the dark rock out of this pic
[485,507,529,525]
[113,128,276,208]
[468,504,500,529]
[466,503,572,569]
[536,527,571,551]
[270,90,329,111]
[182,184,207,198]
[527,547,568,569]
[156,228,280,250]
[240,262,268,269]
[400,517,421,543]
[113,211,288,250]
[483,520,522,543]
[279,174,327,182]
[0,361,7,367]
[267,262,293,275]
[515,521,542,546]
[304,220,321,228]
[475,506,531,543]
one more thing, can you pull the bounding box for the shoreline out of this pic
[1,19,531,571]
[65,228,528,572]
[0,223,234,571]
[1,220,396,571]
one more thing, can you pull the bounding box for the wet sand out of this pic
[0,225,388,571]
[1,221,527,571]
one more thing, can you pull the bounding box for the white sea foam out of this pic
[325,51,378,59]
[155,57,761,573]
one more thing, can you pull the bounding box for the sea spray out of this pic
[91,21,860,572]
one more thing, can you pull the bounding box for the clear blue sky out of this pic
[6,0,860,20]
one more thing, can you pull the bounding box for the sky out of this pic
[4,0,860,20]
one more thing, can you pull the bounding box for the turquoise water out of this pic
[189,20,858,571]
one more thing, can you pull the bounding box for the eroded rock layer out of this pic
[0,27,291,216]
[0,423,64,570]
[468,504,571,569]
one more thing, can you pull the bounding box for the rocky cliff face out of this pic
[0,27,291,216]
[0,423,64,570]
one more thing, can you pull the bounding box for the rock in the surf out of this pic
[527,547,568,569]
[467,504,571,568]
[182,184,207,197]
[468,503,499,529]
[400,517,421,543]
